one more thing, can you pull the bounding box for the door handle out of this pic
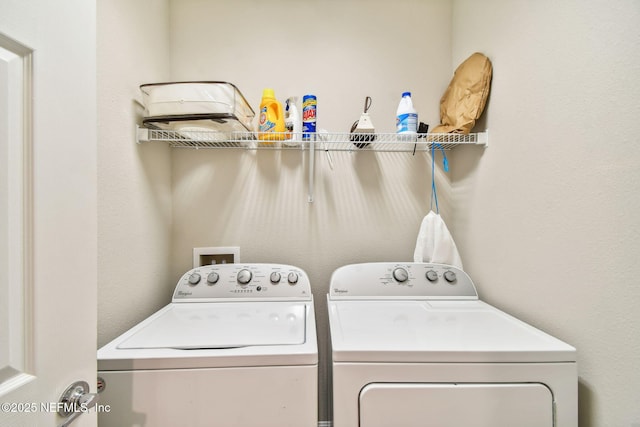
[57,380,99,427]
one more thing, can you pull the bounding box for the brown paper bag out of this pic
[431,52,492,135]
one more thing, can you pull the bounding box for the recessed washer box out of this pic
[193,246,240,267]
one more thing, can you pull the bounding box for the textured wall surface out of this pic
[97,0,173,346]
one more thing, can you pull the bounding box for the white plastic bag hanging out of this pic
[413,211,463,268]
[413,144,463,269]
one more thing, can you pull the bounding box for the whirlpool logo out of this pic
[333,288,348,294]
[177,291,192,296]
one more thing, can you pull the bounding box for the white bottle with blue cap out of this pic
[396,91,418,134]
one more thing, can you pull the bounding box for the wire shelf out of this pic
[136,126,488,202]
[137,127,488,151]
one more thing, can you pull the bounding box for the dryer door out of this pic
[359,383,553,427]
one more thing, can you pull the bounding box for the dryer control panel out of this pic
[172,263,312,302]
[329,262,478,300]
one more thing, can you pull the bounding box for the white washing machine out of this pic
[327,262,577,427]
[98,263,317,427]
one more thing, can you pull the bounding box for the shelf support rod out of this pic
[308,137,315,203]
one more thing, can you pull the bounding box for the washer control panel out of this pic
[172,263,311,302]
[329,262,478,300]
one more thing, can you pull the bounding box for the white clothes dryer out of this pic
[98,263,317,427]
[327,262,577,427]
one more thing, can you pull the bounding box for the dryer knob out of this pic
[188,272,201,285]
[393,267,409,283]
[443,270,457,283]
[287,272,299,285]
[207,272,219,285]
[237,269,253,285]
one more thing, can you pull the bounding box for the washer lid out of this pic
[117,302,306,349]
[328,299,576,363]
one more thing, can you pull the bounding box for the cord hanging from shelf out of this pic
[430,143,448,214]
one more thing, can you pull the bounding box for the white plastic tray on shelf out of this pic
[139,81,256,134]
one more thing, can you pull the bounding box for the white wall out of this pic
[168,0,452,421]
[169,0,451,134]
[97,0,173,346]
[451,1,640,426]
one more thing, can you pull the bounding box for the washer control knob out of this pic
[444,270,457,283]
[237,269,253,285]
[393,267,409,283]
[270,272,281,284]
[287,272,299,285]
[426,270,438,282]
[188,272,201,285]
[207,272,219,285]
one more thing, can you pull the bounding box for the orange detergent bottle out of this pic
[258,88,286,141]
